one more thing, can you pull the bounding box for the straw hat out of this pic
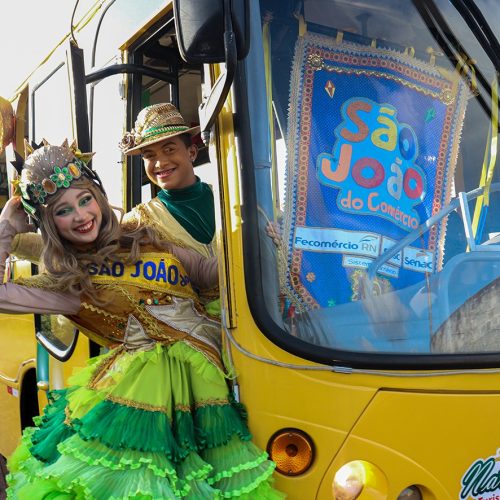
[0,96,15,155]
[119,103,200,155]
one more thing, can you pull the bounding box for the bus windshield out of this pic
[240,0,500,364]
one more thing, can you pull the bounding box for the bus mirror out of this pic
[36,315,79,362]
[0,96,15,155]
[175,0,248,143]
[173,0,250,64]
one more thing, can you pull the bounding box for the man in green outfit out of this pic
[119,103,216,260]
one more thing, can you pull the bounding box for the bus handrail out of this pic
[366,182,500,283]
[85,63,176,85]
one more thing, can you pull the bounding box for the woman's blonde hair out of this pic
[39,177,167,301]
[19,142,169,301]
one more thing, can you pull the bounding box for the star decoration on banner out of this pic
[425,107,436,122]
[306,272,316,282]
[324,80,335,98]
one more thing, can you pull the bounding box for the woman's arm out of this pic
[0,193,43,264]
[0,196,36,280]
[167,244,218,290]
[0,199,80,315]
[0,224,80,314]
[0,282,81,315]
[0,219,15,284]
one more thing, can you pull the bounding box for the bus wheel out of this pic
[0,453,8,499]
[20,369,39,430]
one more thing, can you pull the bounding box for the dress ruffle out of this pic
[7,343,284,499]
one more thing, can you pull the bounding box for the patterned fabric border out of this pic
[281,32,469,311]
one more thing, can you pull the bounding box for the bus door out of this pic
[0,94,39,458]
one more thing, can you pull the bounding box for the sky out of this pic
[0,2,76,98]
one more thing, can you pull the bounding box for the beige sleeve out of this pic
[167,244,218,290]
[10,232,43,265]
[0,281,81,315]
[121,206,141,232]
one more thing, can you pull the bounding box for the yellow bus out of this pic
[2,1,500,498]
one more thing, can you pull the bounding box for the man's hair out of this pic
[178,133,192,148]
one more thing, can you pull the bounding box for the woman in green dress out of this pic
[2,141,282,499]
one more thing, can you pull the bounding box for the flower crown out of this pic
[12,139,101,220]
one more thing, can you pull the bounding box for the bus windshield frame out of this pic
[235,0,500,369]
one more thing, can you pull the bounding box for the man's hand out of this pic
[266,221,282,247]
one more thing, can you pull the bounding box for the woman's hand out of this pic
[0,196,34,233]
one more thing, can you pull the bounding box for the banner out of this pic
[281,32,469,311]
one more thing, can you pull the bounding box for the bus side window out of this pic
[31,62,73,145]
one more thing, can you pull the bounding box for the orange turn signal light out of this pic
[267,428,314,476]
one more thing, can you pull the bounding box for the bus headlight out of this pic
[267,428,314,476]
[333,461,364,499]
[397,486,423,499]
[332,460,388,499]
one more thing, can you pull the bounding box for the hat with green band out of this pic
[119,103,200,155]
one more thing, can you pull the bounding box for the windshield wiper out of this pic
[451,0,500,72]
[412,0,492,119]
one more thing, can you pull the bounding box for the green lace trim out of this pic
[215,465,278,499]
[30,390,75,464]
[8,430,282,499]
[5,427,44,492]
[8,477,89,500]
[208,451,270,484]
[71,397,252,456]
[195,403,252,449]
[58,434,177,476]
[57,435,190,497]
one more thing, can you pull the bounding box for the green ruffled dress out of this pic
[7,344,282,499]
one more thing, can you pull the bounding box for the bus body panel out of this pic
[318,390,500,498]
[0,359,36,458]
[215,77,500,496]
[226,299,500,498]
